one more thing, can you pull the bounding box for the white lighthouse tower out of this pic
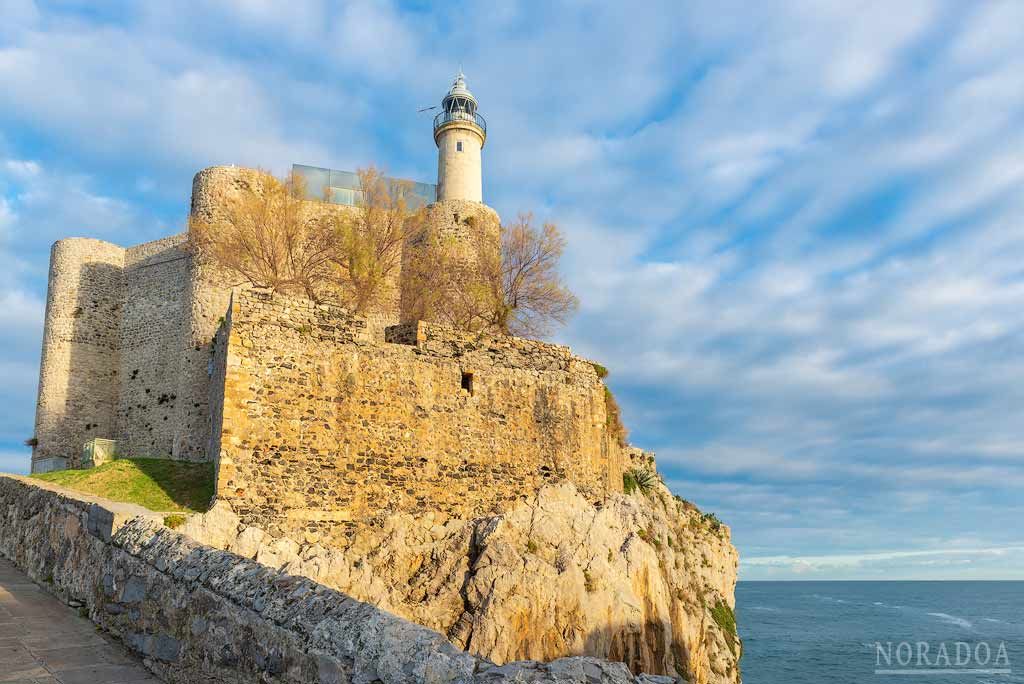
[433,70,486,202]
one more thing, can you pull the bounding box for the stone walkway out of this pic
[0,557,160,684]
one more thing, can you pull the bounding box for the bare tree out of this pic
[403,212,578,338]
[189,167,414,315]
[188,170,336,302]
[190,168,576,337]
[400,222,465,326]
[328,167,414,314]
[492,213,578,337]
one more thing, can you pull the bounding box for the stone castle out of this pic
[31,72,633,544]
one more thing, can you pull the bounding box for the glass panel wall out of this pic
[292,164,436,209]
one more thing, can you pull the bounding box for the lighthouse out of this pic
[433,70,486,202]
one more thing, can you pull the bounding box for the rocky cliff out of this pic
[0,474,686,684]
[183,476,741,684]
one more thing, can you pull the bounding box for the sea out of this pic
[737,581,1024,684]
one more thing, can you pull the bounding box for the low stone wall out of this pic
[0,475,668,684]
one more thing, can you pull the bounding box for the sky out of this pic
[1,0,1023,580]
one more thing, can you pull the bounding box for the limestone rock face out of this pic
[187,481,741,684]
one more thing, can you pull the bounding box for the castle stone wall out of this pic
[33,238,126,469]
[31,167,499,471]
[172,166,249,461]
[214,289,625,545]
[115,235,192,458]
[31,230,228,468]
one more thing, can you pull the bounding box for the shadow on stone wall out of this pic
[59,261,124,467]
[581,619,679,679]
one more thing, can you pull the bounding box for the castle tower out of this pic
[434,70,486,202]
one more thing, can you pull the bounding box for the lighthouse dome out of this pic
[445,70,476,104]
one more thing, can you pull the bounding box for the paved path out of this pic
[0,557,161,684]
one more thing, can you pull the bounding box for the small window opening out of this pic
[456,140,464,152]
[461,372,474,394]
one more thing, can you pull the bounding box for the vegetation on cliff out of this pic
[622,467,657,495]
[711,599,740,657]
[32,458,214,513]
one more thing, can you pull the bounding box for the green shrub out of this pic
[623,468,658,496]
[163,514,188,529]
[589,361,609,379]
[526,539,538,554]
[631,468,657,494]
[673,494,698,512]
[702,512,723,532]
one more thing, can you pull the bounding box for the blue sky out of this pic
[2,0,1023,580]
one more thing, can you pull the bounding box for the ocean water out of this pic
[737,582,1024,684]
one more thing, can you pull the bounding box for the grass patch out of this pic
[32,458,214,513]
[711,599,740,656]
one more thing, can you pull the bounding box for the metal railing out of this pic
[433,109,487,134]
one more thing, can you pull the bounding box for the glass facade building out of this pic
[291,164,437,209]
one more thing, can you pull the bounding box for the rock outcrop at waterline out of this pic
[183,480,742,683]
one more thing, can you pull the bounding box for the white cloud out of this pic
[744,545,1024,575]
[3,159,39,180]
[0,21,355,176]
[950,1,1024,66]
[0,197,14,238]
